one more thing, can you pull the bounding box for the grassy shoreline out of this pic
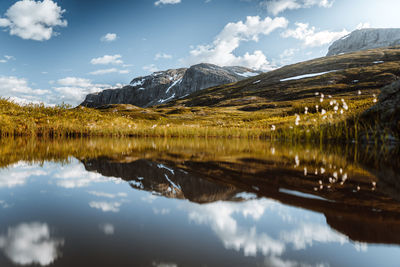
[0,95,394,143]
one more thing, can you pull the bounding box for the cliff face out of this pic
[80,63,260,108]
[327,28,400,56]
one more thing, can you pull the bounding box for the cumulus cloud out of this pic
[101,33,117,42]
[280,223,348,250]
[53,77,117,105]
[0,162,47,188]
[188,199,285,256]
[0,76,50,105]
[184,16,288,70]
[155,53,173,60]
[282,22,349,47]
[90,54,124,65]
[154,0,181,6]
[89,68,130,75]
[0,222,64,266]
[89,201,122,213]
[0,0,67,41]
[262,0,334,15]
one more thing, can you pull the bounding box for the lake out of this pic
[0,138,399,267]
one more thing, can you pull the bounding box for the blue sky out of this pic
[0,0,399,105]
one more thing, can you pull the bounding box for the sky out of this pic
[0,0,400,106]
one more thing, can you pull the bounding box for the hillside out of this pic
[165,46,400,110]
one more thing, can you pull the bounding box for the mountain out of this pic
[82,158,241,203]
[327,28,400,56]
[166,46,400,109]
[80,63,261,108]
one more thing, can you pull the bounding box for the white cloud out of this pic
[89,201,122,213]
[88,191,127,199]
[262,0,334,15]
[356,22,371,30]
[282,22,348,47]
[153,208,170,215]
[57,77,92,87]
[0,0,67,41]
[0,55,15,63]
[99,223,115,235]
[0,76,50,105]
[155,53,173,60]
[0,162,47,188]
[154,0,181,6]
[101,33,117,42]
[184,16,288,70]
[188,199,285,257]
[280,223,348,250]
[89,68,130,75]
[53,77,122,105]
[90,54,123,65]
[143,64,159,73]
[0,222,63,266]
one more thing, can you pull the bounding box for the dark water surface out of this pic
[0,138,399,267]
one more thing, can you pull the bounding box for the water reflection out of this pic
[0,138,399,266]
[0,223,63,266]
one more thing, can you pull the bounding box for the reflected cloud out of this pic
[0,200,11,209]
[188,199,284,256]
[281,223,348,250]
[153,208,170,215]
[151,262,178,267]
[187,198,352,265]
[99,223,115,235]
[0,162,47,188]
[53,161,124,189]
[89,201,122,212]
[264,255,329,267]
[88,191,127,198]
[0,222,63,266]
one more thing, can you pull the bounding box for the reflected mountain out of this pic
[79,143,400,246]
[82,158,240,203]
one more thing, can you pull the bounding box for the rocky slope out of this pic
[80,63,260,108]
[364,80,400,133]
[327,28,400,56]
[167,46,400,109]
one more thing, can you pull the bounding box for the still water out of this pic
[0,138,399,266]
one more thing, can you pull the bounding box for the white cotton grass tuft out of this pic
[295,114,301,126]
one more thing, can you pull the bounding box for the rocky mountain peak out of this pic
[80,63,261,108]
[327,28,400,56]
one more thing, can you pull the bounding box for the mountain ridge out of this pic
[327,28,400,56]
[80,63,261,108]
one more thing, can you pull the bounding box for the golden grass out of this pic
[0,93,391,143]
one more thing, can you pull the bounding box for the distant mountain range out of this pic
[80,63,261,108]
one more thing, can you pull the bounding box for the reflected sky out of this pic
[0,158,399,267]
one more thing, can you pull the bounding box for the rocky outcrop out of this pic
[364,80,400,133]
[80,63,260,108]
[327,28,400,56]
